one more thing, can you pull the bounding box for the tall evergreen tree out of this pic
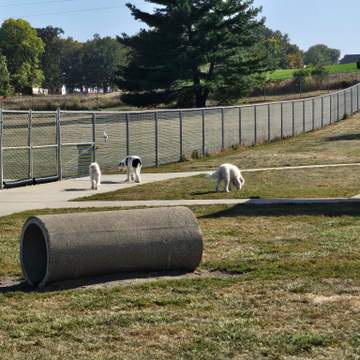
[118,0,270,108]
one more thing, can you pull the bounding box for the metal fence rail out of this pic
[1,83,360,189]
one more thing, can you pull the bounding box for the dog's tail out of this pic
[207,169,219,180]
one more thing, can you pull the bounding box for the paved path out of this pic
[1,162,360,217]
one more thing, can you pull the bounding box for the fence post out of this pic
[28,110,33,179]
[221,107,225,150]
[56,108,62,180]
[330,95,332,124]
[337,92,340,121]
[268,104,271,142]
[291,101,295,136]
[0,108,3,190]
[280,103,284,139]
[312,98,315,130]
[179,110,183,160]
[202,109,205,156]
[155,112,159,167]
[357,85,359,112]
[254,105,257,145]
[238,107,242,145]
[302,100,306,132]
[321,97,324,128]
[92,113,96,163]
[125,113,130,156]
[344,91,347,116]
[351,87,353,114]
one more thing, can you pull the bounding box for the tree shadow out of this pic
[324,133,360,141]
[200,200,360,219]
[0,270,191,294]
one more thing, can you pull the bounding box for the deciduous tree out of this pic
[82,35,126,92]
[36,26,65,92]
[0,19,44,93]
[0,54,11,96]
[304,44,340,66]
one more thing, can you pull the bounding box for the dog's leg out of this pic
[224,172,231,193]
[129,167,136,182]
[225,179,230,192]
[135,166,141,183]
[216,179,221,192]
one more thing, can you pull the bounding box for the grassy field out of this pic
[141,113,360,174]
[268,63,360,81]
[0,204,360,359]
[78,166,360,202]
[0,92,138,111]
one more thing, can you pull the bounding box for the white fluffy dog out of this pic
[209,163,245,193]
[119,155,142,183]
[89,162,101,190]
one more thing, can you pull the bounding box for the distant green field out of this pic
[268,63,359,81]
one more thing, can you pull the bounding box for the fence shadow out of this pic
[324,133,360,141]
[200,201,360,219]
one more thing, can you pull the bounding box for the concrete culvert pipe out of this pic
[20,207,203,288]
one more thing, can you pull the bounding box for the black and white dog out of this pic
[119,155,143,183]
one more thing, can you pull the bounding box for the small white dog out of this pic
[209,163,245,193]
[89,162,101,190]
[118,155,142,183]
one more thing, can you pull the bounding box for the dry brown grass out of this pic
[80,165,360,202]
[145,114,360,173]
[0,204,359,359]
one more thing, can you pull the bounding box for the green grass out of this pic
[268,63,359,81]
[0,204,360,358]
[81,166,360,202]
[141,113,360,174]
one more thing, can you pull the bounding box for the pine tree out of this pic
[118,0,270,108]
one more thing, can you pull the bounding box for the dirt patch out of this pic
[308,294,360,310]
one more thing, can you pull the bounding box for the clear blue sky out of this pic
[0,0,359,56]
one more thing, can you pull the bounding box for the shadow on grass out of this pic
[0,270,191,294]
[324,133,360,141]
[191,191,218,196]
[200,201,360,218]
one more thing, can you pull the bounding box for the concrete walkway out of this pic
[1,162,360,217]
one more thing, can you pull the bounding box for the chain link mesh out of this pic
[1,84,360,187]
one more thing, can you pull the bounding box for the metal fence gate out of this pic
[1,83,360,189]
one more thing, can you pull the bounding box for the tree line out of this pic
[0,0,342,108]
[0,19,126,96]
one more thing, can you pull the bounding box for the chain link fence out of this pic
[1,83,359,189]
